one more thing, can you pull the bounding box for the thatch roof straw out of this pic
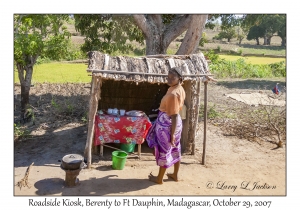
[87,51,210,83]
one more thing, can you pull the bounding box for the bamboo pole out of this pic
[191,79,201,155]
[87,69,213,77]
[202,81,208,165]
[84,76,101,169]
[138,144,142,160]
[100,144,140,158]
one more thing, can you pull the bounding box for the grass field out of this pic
[14,63,90,84]
[14,55,285,83]
[219,55,286,65]
[199,29,286,56]
[13,27,286,84]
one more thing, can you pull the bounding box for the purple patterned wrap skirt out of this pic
[146,111,182,168]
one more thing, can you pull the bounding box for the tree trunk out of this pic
[238,38,243,45]
[177,15,207,55]
[267,37,271,45]
[133,14,207,55]
[256,38,260,45]
[16,63,34,118]
[281,37,286,47]
[263,35,272,45]
[263,36,268,45]
[133,15,165,55]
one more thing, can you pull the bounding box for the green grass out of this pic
[200,43,286,56]
[219,55,286,65]
[239,46,286,56]
[13,43,286,84]
[14,63,90,83]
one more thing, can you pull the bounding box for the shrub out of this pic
[220,103,286,146]
[199,32,208,47]
[199,104,220,119]
[36,57,51,65]
[14,123,30,140]
[237,49,243,55]
[204,50,220,63]
[269,61,286,77]
[40,39,86,62]
[207,51,286,79]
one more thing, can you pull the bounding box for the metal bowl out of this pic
[61,154,84,170]
[125,110,145,117]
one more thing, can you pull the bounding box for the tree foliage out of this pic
[242,14,286,46]
[214,28,237,42]
[75,14,208,55]
[210,15,248,44]
[247,25,265,45]
[14,14,71,115]
[14,15,71,65]
[206,14,240,30]
[74,15,144,54]
[276,15,286,46]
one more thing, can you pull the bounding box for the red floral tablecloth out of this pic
[94,113,152,146]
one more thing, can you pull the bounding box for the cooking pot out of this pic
[61,154,84,170]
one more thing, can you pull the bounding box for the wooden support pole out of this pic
[181,81,192,152]
[138,144,142,160]
[84,76,101,169]
[202,81,208,165]
[100,144,104,157]
[191,79,201,155]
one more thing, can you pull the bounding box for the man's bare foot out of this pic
[166,173,179,182]
[148,172,163,184]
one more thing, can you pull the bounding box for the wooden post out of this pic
[138,144,142,160]
[84,76,101,169]
[202,81,208,165]
[181,81,192,152]
[191,79,201,155]
[100,144,104,157]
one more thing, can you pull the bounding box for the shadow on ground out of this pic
[216,79,286,91]
[238,44,285,51]
[14,125,155,168]
[14,125,88,167]
[33,175,154,196]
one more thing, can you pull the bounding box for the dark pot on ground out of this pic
[61,154,84,170]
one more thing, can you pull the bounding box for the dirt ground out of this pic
[13,78,286,196]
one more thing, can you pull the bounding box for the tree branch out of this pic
[176,14,208,55]
[163,15,192,47]
[149,15,163,31]
[14,15,24,34]
[16,63,25,85]
[133,15,150,39]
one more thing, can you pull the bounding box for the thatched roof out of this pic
[87,51,210,83]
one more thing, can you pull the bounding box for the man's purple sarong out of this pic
[146,111,182,168]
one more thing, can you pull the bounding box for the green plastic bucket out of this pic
[120,143,136,153]
[112,151,128,170]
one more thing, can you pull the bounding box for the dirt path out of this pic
[14,79,286,196]
[14,122,285,196]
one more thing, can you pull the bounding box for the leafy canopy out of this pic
[74,15,144,54]
[14,14,71,66]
